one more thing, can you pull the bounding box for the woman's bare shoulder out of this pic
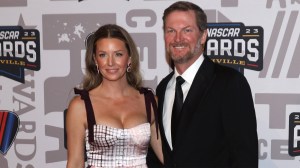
[67,95,86,115]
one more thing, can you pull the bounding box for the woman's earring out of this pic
[96,63,99,74]
[126,63,132,72]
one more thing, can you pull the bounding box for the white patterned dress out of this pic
[74,87,158,168]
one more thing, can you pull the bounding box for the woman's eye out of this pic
[116,52,123,57]
[99,53,106,57]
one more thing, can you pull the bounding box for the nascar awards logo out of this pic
[0,26,40,83]
[0,111,20,155]
[204,22,263,73]
[289,112,300,156]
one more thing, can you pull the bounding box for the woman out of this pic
[66,24,163,168]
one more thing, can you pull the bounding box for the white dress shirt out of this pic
[163,54,204,149]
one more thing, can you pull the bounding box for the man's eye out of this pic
[166,29,174,33]
[184,28,192,33]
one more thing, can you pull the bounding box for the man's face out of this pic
[164,10,206,65]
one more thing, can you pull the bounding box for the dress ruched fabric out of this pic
[74,87,158,168]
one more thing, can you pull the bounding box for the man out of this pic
[147,1,258,167]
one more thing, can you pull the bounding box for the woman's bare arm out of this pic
[66,96,86,168]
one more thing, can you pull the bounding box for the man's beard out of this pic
[168,39,202,64]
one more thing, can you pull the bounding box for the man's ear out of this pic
[201,29,208,45]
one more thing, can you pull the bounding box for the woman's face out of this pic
[94,38,130,82]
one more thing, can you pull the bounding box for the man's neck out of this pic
[174,54,202,75]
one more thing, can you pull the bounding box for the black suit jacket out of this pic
[147,56,258,168]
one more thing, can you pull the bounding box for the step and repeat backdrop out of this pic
[0,0,299,167]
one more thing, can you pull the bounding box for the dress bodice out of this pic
[86,123,150,168]
[74,87,158,168]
